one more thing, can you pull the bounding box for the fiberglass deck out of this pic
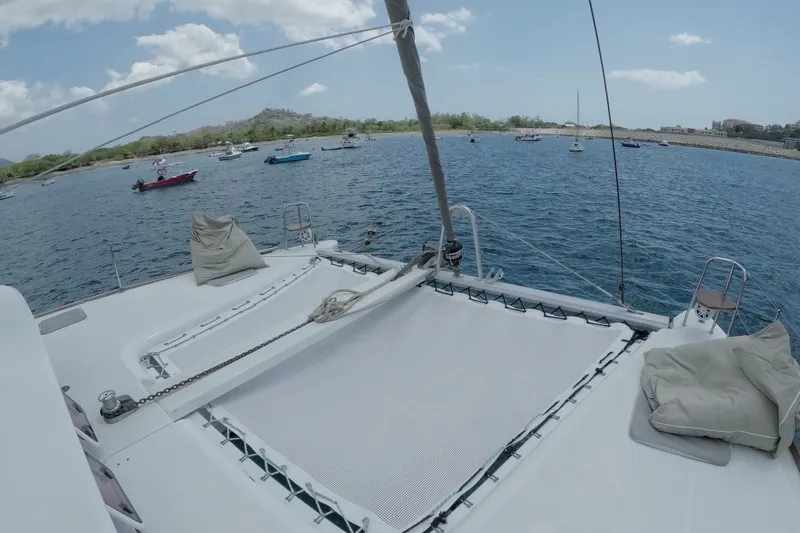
[213,285,633,530]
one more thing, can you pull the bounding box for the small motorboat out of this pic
[515,133,542,142]
[218,142,242,161]
[133,158,197,192]
[570,142,584,152]
[264,136,311,164]
[620,141,640,148]
[132,171,197,192]
[468,132,480,143]
[122,164,131,170]
[585,136,594,140]
[239,141,260,152]
[659,140,670,147]
[41,179,55,186]
[322,128,362,150]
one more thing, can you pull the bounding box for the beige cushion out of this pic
[189,213,265,285]
[642,322,799,456]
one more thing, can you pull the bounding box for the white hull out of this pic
[570,142,584,152]
[0,190,13,200]
[218,151,242,161]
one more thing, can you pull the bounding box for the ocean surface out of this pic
[2,134,799,343]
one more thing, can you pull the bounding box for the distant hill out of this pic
[187,108,332,137]
[0,158,14,168]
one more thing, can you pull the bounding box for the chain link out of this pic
[135,319,312,406]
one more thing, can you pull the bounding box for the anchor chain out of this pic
[135,319,312,406]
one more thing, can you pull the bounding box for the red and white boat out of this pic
[132,158,197,192]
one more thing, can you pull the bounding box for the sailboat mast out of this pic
[384,0,462,267]
[575,91,581,140]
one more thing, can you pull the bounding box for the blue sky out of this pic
[0,0,797,160]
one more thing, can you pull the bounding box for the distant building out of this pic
[660,126,685,134]
[722,118,765,132]
[783,138,800,149]
[712,120,722,130]
[700,128,727,137]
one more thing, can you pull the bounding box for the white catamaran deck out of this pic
[9,241,800,533]
[453,326,800,533]
[212,287,632,530]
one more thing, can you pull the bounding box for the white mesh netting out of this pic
[217,288,630,530]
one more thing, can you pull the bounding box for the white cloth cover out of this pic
[642,321,800,457]
[189,213,265,285]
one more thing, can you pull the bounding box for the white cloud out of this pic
[416,8,475,53]
[420,56,429,63]
[0,0,158,45]
[69,86,109,111]
[608,69,706,89]
[103,23,255,90]
[171,0,377,44]
[449,62,479,71]
[668,32,710,45]
[0,80,106,126]
[298,82,327,96]
[420,8,474,33]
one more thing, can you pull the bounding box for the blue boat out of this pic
[264,136,310,164]
[620,141,640,148]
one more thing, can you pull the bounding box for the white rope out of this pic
[0,21,409,137]
[473,210,630,309]
[25,30,394,182]
[309,275,395,323]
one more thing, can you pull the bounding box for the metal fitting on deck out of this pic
[98,389,138,423]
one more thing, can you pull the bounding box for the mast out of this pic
[576,91,580,140]
[384,0,462,268]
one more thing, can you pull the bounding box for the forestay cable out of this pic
[28,30,395,182]
[0,21,409,137]
[588,0,627,305]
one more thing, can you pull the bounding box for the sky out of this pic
[0,0,798,161]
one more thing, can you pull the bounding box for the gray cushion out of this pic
[642,322,799,456]
[630,389,731,465]
[189,213,266,285]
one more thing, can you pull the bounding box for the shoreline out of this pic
[532,128,800,161]
[5,128,798,186]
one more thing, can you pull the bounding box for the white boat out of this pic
[218,142,242,161]
[468,131,481,143]
[322,128,363,151]
[515,132,542,142]
[570,91,584,153]
[1,3,799,533]
[239,141,260,152]
[660,140,670,146]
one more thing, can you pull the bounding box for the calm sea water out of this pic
[1,134,799,342]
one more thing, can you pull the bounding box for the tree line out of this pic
[0,112,561,182]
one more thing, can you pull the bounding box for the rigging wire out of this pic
[0,21,407,138]
[473,210,631,309]
[25,30,394,182]
[588,0,626,305]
